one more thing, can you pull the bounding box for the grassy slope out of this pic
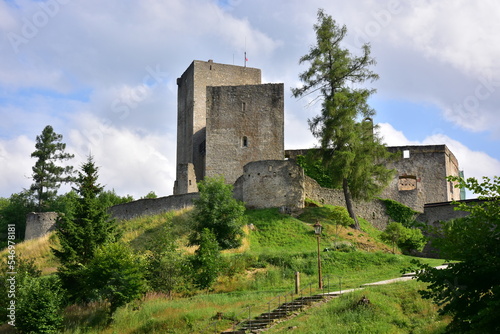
[3,206,449,333]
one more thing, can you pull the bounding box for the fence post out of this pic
[295,271,300,294]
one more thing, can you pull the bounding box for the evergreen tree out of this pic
[30,125,74,210]
[53,155,117,301]
[292,9,394,229]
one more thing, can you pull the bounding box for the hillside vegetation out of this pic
[1,205,449,333]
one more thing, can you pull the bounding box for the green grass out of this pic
[10,206,449,333]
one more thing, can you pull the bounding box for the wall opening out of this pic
[398,175,417,191]
[242,136,248,147]
[403,150,410,159]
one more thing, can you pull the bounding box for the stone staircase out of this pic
[222,294,331,333]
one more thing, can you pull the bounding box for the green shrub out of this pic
[381,222,426,254]
[85,242,147,315]
[16,275,65,333]
[328,240,357,253]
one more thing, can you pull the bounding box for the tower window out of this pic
[241,102,246,112]
[403,150,410,159]
[242,136,248,147]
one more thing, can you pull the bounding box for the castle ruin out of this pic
[27,60,466,240]
[112,60,465,229]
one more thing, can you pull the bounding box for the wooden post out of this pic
[295,271,300,294]
[317,235,323,289]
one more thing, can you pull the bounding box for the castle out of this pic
[108,60,465,228]
[26,60,466,240]
[168,60,463,216]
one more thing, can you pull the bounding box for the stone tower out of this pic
[174,60,284,194]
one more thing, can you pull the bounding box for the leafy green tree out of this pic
[0,190,36,240]
[53,155,117,301]
[190,176,245,250]
[142,191,158,199]
[16,275,65,334]
[84,242,146,315]
[381,222,425,254]
[30,125,74,210]
[292,9,394,229]
[413,176,500,333]
[192,228,222,290]
[145,223,191,297]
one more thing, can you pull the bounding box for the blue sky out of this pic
[1,0,499,199]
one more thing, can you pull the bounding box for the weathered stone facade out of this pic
[234,160,304,210]
[206,84,284,185]
[174,60,263,194]
[287,144,463,214]
[24,212,58,240]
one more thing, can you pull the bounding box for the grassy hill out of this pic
[1,205,450,333]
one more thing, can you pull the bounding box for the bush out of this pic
[190,177,245,250]
[381,222,426,254]
[328,240,357,253]
[16,275,65,334]
[192,229,222,290]
[85,242,147,314]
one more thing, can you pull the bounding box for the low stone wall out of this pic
[25,212,58,240]
[108,193,199,221]
[417,200,472,226]
[304,176,391,230]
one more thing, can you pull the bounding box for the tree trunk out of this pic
[343,178,360,230]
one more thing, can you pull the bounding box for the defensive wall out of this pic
[26,160,471,239]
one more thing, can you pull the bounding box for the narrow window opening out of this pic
[242,136,248,147]
[189,180,192,186]
[403,150,410,159]
[241,102,246,112]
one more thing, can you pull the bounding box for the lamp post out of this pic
[314,221,323,289]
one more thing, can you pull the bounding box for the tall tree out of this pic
[53,155,117,301]
[292,9,394,229]
[31,125,74,210]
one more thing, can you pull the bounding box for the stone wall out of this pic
[206,83,284,185]
[25,212,58,240]
[286,145,462,213]
[234,160,304,210]
[417,200,472,226]
[109,193,199,221]
[304,176,390,230]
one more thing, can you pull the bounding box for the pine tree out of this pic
[292,9,394,229]
[53,155,117,301]
[30,125,74,210]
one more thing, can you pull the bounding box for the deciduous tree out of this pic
[190,176,245,249]
[413,176,500,333]
[292,9,394,229]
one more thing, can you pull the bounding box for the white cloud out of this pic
[0,0,499,200]
[67,113,176,198]
[0,136,34,195]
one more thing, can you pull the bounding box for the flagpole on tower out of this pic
[244,51,247,67]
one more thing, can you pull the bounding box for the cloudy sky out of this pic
[1,0,499,199]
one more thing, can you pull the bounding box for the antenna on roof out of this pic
[244,37,248,67]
